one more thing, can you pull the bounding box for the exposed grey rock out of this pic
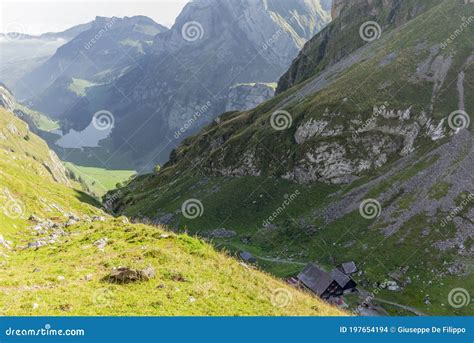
[0,85,16,112]
[294,119,328,144]
[28,214,43,223]
[93,238,108,251]
[43,150,71,185]
[225,83,274,112]
[27,240,47,249]
[108,266,156,283]
[65,219,78,227]
[204,228,236,238]
[67,214,80,221]
[154,213,174,225]
[0,235,12,250]
[446,261,467,276]
[384,281,400,291]
[218,149,261,177]
[379,52,397,67]
[92,215,106,222]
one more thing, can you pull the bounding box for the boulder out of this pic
[386,281,400,291]
[65,219,78,227]
[67,214,80,221]
[0,235,12,250]
[93,238,108,251]
[28,214,43,223]
[205,228,236,238]
[27,240,47,249]
[108,267,156,283]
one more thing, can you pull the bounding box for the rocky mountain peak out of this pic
[153,0,330,58]
[0,84,16,113]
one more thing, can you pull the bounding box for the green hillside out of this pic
[64,162,136,198]
[0,106,344,316]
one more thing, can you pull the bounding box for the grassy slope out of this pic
[0,108,343,316]
[112,171,473,316]
[15,103,59,132]
[68,78,97,97]
[64,162,136,197]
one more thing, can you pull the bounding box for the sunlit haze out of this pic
[0,0,189,35]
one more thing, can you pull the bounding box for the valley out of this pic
[1,0,472,317]
[0,104,342,316]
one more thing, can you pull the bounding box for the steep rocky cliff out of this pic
[225,83,276,112]
[0,83,16,112]
[0,85,70,185]
[276,0,445,94]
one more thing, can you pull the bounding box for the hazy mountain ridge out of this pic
[0,22,93,95]
[52,0,332,170]
[15,15,167,102]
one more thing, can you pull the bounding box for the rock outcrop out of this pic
[225,83,275,112]
[0,84,16,113]
[0,88,71,186]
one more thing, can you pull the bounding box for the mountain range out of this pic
[0,22,92,96]
[109,0,474,316]
[0,0,472,317]
[2,0,332,170]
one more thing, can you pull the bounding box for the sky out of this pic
[0,0,190,35]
